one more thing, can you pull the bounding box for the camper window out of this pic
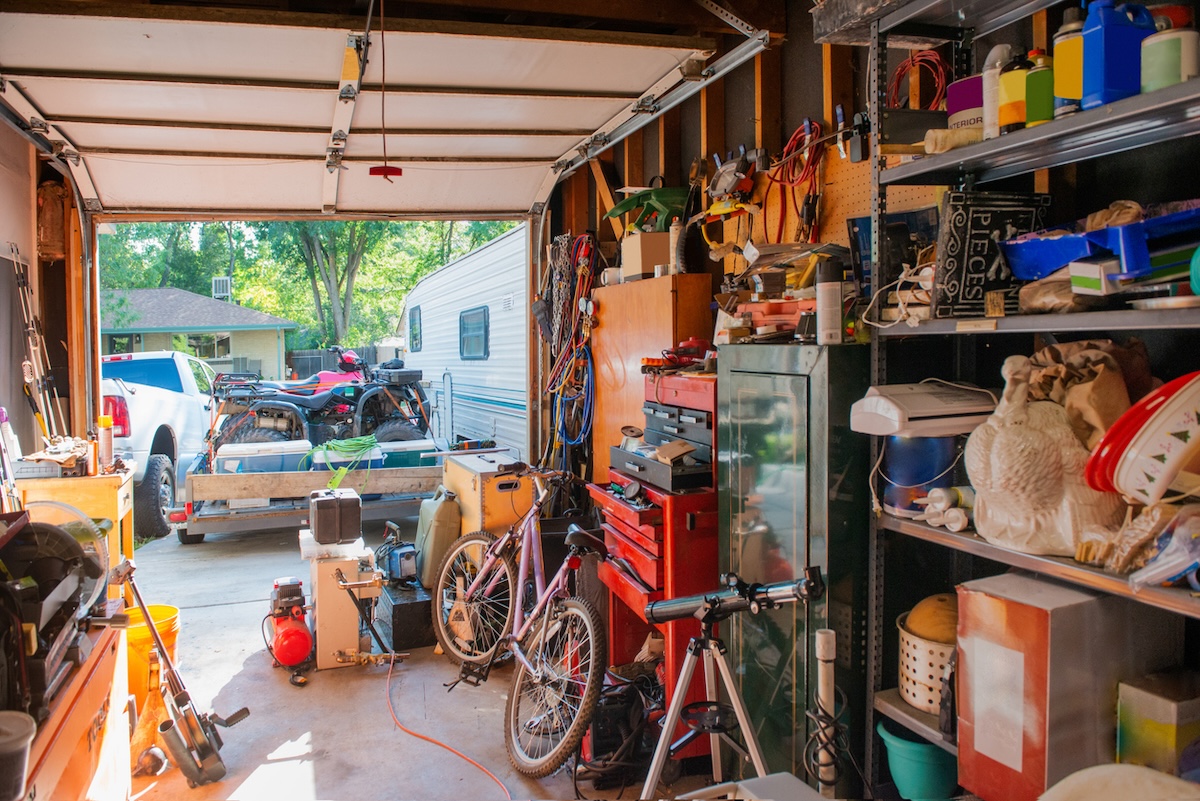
[409,306,422,353]
[459,306,489,361]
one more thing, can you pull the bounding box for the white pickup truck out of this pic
[100,351,216,540]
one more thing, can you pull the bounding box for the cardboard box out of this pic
[620,232,671,281]
[956,572,1183,801]
[1119,672,1200,778]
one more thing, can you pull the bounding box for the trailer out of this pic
[400,224,530,459]
[175,463,442,543]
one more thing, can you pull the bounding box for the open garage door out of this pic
[0,3,776,219]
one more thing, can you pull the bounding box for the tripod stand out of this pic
[640,569,825,799]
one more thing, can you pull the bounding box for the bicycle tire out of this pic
[430,531,517,665]
[504,596,606,777]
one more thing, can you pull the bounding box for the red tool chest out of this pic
[589,372,719,759]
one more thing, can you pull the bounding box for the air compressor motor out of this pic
[268,576,313,668]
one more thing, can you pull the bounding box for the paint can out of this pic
[946,75,983,130]
[1141,28,1200,93]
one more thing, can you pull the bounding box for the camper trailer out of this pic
[401,224,530,458]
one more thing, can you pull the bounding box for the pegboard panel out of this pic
[820,156,942,247]
[713,155,941,275]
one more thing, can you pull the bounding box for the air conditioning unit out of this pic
[212,275,232,301]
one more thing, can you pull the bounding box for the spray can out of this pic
[982,44,1014,140]
[1026,49,1055,126]
[97,414,114,468]
[1054,6,1086,117]
[816,258,844,346]
[999,50,1034,134]
[0,408,22,462]
[668,219,683,274]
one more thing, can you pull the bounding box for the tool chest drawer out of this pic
[598,559,660,618]
[644,414,711,444]
[587,482,664,530]
[610,447,711,492]
[644,428,712,463]
[645,374,716,415]
[601,523,662,590]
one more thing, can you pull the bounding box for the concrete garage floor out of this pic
[127,519,704,801]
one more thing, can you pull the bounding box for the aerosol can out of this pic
[269,577,313,668]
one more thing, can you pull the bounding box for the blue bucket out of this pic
[876,719,958,801]
[882,436,957,517]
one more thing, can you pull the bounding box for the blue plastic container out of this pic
[1081,0,1157,110]
[882,436,957,517]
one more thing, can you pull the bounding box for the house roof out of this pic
[102,287,298,333]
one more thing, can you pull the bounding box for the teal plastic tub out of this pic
[876,719,958,801]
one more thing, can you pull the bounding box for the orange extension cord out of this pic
[385,654,513,800]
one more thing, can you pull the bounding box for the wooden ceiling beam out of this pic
[3,1,719,50]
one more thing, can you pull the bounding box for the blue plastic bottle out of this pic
[1081,0,1157,109]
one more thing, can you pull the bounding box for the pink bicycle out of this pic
[430,463,608,777]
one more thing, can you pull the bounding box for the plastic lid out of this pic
[1028,48,1047,56]
[97,414,113,427]
[817,258,844,284]
[1064,6,1083,24]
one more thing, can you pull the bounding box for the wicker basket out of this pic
[897,612,955,715]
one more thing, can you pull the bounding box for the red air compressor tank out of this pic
[269,577,313,667]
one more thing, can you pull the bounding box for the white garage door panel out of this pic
[336,162,548,213]
[59,122,329,158]
[345,94,627,130]
[341,134,577,160]
[1,13,704,95]
[86,156,323,211]
[14,77,337,128]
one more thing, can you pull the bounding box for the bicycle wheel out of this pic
[431,531,517,665]
[504,596,606,777]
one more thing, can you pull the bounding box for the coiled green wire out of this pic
[305,434,379,489]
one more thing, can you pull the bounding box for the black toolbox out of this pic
[609,446,711,492]
[375,583,436,651]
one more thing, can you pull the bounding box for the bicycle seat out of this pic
[565,525,608,559]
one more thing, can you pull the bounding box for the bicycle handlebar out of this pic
[644,568,824,624]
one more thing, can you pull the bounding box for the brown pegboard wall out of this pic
[714,153,941,275]
[820,155,942,247]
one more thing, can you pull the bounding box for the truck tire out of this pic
[374,419,424,442]
[135,454,175,540]
[177,529,205,545]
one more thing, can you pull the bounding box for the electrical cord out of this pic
[764,120,827,244]
[887,50,950,110]
[385,653,512,800]
[803,685,873,798]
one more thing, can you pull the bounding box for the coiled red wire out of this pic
[887,49,950,110]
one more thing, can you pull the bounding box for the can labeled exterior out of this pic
[947,75,984,130]
[1054,7,1086,117]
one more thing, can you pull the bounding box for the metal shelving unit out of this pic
[861,0,1200,783]
[882,516,1200,620]
[882,78,1200,186]
[877,306,1200,336]
[874,688,957,755]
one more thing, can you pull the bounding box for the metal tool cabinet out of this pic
[716,343,870,790]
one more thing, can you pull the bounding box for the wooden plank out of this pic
[6,1,719,50]
[823,44,856,131]
[657,107,682,187]
[563,169,590,239]
[700,56,725,266]
[590,156,625,241]
[755,47,782,156]
[188,466,442,501]
[621,129,645,232]
[67,193,88,435]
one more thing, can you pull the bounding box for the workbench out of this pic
[17,466,136,600]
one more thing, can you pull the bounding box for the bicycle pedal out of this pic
[456,659,492,687]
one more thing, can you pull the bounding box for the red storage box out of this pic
[956,573,1183,801]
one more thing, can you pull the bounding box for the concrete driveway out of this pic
[126,520,635,801]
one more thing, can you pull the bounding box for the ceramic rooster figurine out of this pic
[965,355,1126,555]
